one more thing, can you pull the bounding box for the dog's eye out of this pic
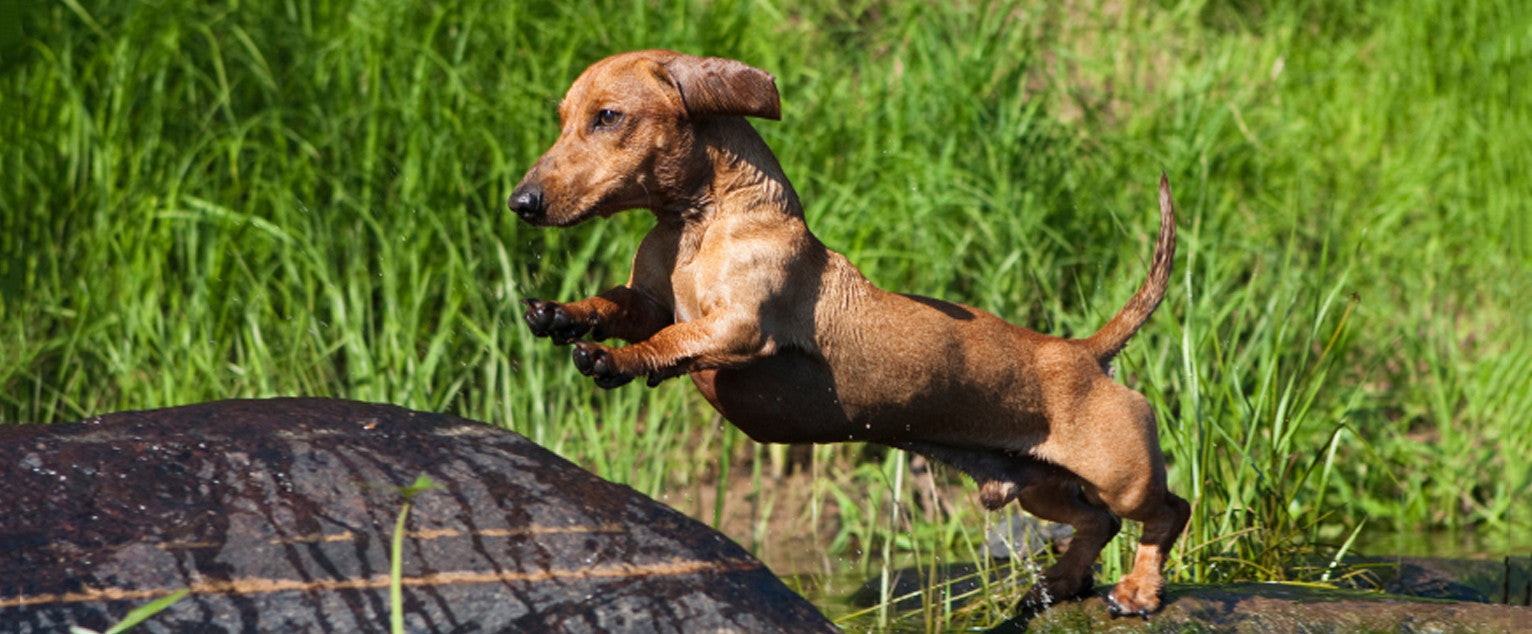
[595,109,623,128]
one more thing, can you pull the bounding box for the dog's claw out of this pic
[1105,595,1155,620]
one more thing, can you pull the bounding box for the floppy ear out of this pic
[663,55,781,120]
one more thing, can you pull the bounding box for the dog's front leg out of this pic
[568,311,771,389]
[523,225,681,345]
[523,286,672,344]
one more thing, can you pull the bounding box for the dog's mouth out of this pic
[543,209,604,227]
[511,170,648,227]
[541,198,615,227]
[539,194,633,227]
[508,186,603,228]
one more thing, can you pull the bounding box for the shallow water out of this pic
[784,569,964,633]
[1357,526,1532,560]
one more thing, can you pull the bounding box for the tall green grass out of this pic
[4,0,1529,629]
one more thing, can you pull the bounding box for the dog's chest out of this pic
[668,264,709,323]
[663,224,750,324]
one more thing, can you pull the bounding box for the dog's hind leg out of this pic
[1011,478,1122,610]
[1102,487,1190,617]
[1040,385,1189,616]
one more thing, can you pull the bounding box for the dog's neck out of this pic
[663,118,804,226]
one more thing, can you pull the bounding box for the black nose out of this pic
[508,187,545,222]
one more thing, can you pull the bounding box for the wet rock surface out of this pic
[999,582,1532,633]
[1378,555,1532,604]
[850,547,1532,631]
[0,398,837,633]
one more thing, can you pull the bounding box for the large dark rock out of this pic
[0,398,838,633]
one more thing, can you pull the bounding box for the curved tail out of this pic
[1081,173,1177,365]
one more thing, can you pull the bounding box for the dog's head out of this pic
[509,50,780,226]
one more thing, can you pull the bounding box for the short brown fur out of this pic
[509,49,1190,617]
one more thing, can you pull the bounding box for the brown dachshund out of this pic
[509,49,1189,617]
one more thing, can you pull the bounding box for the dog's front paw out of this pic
[571,342,634,388]
[523,298,594,344]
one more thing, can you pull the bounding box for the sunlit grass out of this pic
[4,0,1529,630]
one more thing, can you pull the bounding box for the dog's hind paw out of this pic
[1105,578,1163,619]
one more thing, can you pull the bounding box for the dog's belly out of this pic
[688,346,1043,447]
[689,350,862,444]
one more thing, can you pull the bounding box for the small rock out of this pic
[982,513,1073,560]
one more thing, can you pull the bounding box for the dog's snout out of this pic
[508,186,545,222]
